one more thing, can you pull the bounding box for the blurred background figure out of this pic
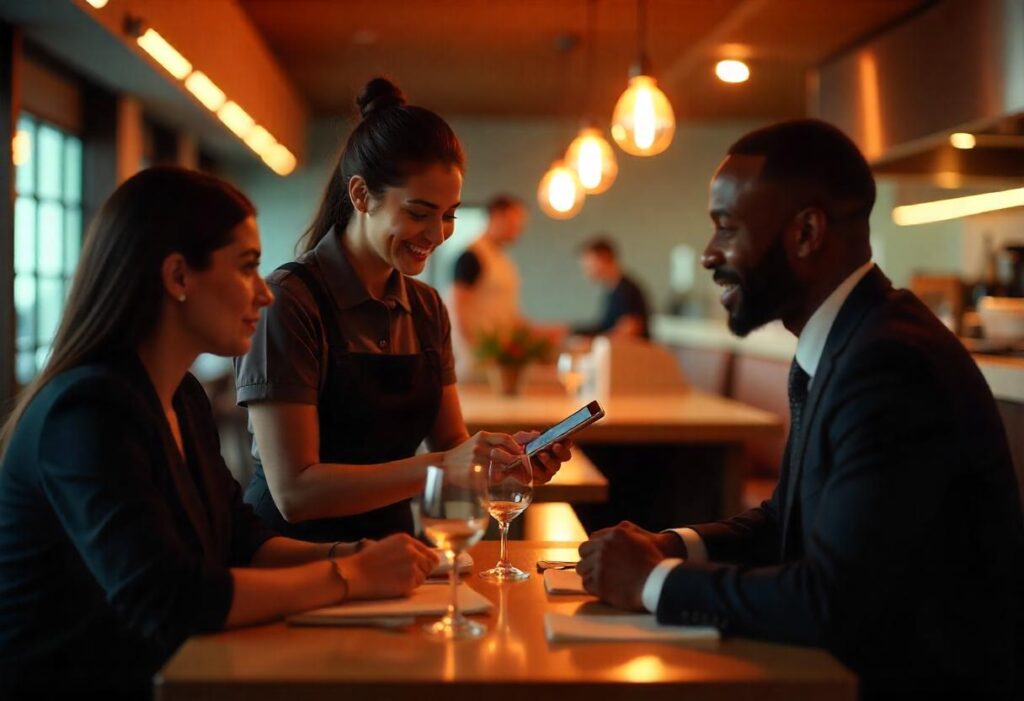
[450,194,529,380]
[572,236,651,340]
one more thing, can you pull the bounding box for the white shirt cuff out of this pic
[671,528,708,563]
[639,528,709,613]
[641,558,683,613]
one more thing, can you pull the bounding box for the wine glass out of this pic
[420,463,489,639]
[557,351,585,398]
[480,453,533,582]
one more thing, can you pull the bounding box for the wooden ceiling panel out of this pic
[239,0,929,119]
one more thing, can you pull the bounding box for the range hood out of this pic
[813,0,1024,182]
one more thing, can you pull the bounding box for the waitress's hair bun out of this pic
[356,78,406,119]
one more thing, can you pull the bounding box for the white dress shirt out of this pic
[640,261,876,614]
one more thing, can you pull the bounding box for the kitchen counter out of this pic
[654,315,1024,404]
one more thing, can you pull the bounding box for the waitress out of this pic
[235,78,569,542]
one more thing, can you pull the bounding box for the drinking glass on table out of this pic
[557,351,586,398]
[420,463,489,639]
[480,453,533,582]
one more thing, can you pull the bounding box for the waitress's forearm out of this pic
[272,452,443,523]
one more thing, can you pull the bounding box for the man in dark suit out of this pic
[576,119,1024,698]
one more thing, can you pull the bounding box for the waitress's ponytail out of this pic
[298,77,464,254]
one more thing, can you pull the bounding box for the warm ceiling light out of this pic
[537,160,585,219]
[184,71,226,111]
[136,28,191,80]
[12,129,30,166]
[949,132,976,149]
[85,0,109,7]
[610,0,675,157]
[566,126,618,194]
[262,143,296,176]
[245,125,276,155]
[611,74,676,156]
[217,101,254,139]
[892,187,1024,226]
[715,59,750,83]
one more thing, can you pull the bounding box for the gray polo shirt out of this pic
[235,229,457,413]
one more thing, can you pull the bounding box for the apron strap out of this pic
[276,261,349,350]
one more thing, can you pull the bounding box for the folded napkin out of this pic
[429,551,473,578]
[544,612,720,643]
[289,583,492,626]
[543,568,588,595]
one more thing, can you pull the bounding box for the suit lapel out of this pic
[778,267,892,558]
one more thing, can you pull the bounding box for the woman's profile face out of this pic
[365,162,462,276]
[181,216,274,357]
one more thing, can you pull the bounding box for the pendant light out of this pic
[538,33,586,219]
[538,159,586,219]
[611,0,675,156]
[566,0,618,194]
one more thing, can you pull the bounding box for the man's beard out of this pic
[718,235,803,337]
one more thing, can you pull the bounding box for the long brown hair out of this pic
[0,167,254,452]
[298,77,465,254]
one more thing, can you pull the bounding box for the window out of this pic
[13,113,83,385]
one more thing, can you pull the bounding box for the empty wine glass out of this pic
[557,351,586,398]
[480,453,533,582]
[420,463,489,639]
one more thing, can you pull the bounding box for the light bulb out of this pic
[715,59,750,83]
[537,160,585,219]
[611,74,675,156]
[949,132,976,149]
[566,127,618,194]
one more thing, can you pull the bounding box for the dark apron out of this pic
[245,261,443,541]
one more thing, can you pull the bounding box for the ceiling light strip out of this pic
[892,187,1024,226]
[131,21,295,175]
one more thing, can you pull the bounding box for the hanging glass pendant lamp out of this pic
[537,159,586,220]
[566,0,618,194]
[566,125,618,194]
[611,0,675,156]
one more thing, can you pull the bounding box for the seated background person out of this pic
[577,120,1023,699]
[573,236,650,340]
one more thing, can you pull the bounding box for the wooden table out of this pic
[458,385,782,444]
[460,385,782,521]
[157,542,855,701]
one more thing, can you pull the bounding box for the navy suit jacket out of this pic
[657,268,1024,696]
[0,354,273,698]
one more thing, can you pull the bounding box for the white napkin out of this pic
[544,612,720,643]
[288,583,492,625]
[543,568,587,595]
[429,551,473,578]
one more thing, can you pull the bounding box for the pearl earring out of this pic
[177,294,186,303]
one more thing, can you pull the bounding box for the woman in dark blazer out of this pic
[0,167,438,700]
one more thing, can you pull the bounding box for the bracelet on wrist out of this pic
[328,557,349,603]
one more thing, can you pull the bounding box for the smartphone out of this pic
[523,400,604,457]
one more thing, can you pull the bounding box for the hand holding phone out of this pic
[523,401,604,457]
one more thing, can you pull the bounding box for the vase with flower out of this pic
[474,324,552,396]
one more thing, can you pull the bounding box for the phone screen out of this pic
[524,401,604,456]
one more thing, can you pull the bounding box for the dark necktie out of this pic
[788,360,810,442]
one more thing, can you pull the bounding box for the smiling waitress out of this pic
[235,78,570,543]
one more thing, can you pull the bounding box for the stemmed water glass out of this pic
[480,453,533,582]
[420,463,489,639]
[557,351,586,398]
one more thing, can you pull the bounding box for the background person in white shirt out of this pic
[576,119,1023,699]
[449,194,527,380]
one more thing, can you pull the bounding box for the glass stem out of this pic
[447,550,459,622]
[498,521,510,568]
